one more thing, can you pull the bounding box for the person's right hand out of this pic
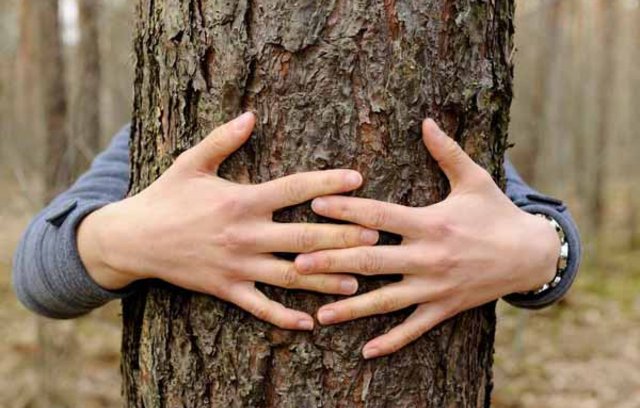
[77,112,378,330]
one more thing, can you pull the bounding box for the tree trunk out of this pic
[122,1,514,406]
[73,0,102,173]
[631,4,640,248]
[15,0,44,177]
[510,0,561,185]
[36,0,71,203]
[25,1,79,407]
[592,0,618,237]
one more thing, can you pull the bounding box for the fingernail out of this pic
[230,112,254,131]
[345,171,362,188]
[318,308,336,324]
[361,229,379,244]
[296,255,314,272]
[298,318,314,330]
[340,279,358,294]
[311,198,327,213]
[362,346,380,359]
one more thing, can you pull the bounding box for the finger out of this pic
[227,283,315,330]
[178,112,255,173]
[316,281,427,325]
[422,118,480,188]
[362,302,450,359]
[248,258,359,295]
[311,195,416,235]
[255,169,363,210]
[295,246,413,276]
[254,223,379,253]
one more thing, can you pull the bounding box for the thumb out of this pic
[422,118,478,188]
[180,111,256,173]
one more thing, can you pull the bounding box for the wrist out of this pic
[77,202,138,290]
[515,212,561,293]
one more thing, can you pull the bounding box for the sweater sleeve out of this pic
[501,157,582,309]
[12,125,133,319]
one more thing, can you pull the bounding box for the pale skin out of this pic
[296,119,559,358]
[78,112,377,330]
[78,112,560,358]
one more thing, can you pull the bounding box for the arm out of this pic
[12,125,132,319]
[295,119,582,358]
[502,158,581,309]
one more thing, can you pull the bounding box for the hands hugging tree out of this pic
[295,119,559,359]
[79,112,559,359]
[78,112,379,330]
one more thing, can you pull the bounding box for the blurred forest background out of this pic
[0,0,638,407]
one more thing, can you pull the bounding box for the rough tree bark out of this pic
[123,1,514,406]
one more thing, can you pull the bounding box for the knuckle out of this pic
[359,250,383,274]
[401,328,423,347]
[319,254,333,271]
[283,178,307,203]
[431,249,458,274]
[313,275,330,291]
[405,252,425,272]
[215,227,245,250]
[332,201,348,218]
[341,227,357,247]
[430,216,455,239]
[386,340,403,354]
[281,265,299,288]
[251,304,271,322]
[373,293,399,313]
[444,139,464,161]
[296,227,317,251]
[370,207,389,230]
[202,131,227,155]
[216,195,244,215]
[342,304,360,321]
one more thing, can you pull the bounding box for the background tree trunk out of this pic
[25,1,79,407]
[37,0,71,203]
[14,0,43,178]
[73,0,102,174]
[592,0,618,238]
[122,1,514,406]
[509,0,561,185]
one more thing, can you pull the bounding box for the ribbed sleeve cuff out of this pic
[15,199,135,319]
[502,203,582,309]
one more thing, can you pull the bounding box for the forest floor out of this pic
[1,174,639,408]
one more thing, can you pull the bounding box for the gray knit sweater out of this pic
[12,125,582,318]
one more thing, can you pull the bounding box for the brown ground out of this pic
[1,174,638,408]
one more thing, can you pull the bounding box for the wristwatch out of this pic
[522,214,570,295]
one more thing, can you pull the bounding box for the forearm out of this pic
[12,125,133,318]
[77,200,139,290]
[503,157,582,309]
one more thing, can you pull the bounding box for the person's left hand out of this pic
[295,119,561,359]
